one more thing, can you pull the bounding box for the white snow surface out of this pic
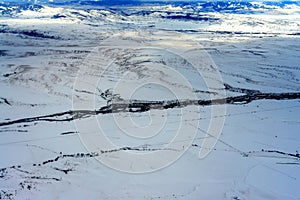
[0,2,300,200]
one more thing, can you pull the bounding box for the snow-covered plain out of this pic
[0,1,300,199]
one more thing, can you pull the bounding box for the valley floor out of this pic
[0,3,300,200]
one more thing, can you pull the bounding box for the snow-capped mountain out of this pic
[1,0,300,14]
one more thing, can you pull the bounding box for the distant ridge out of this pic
[1,0,300,6]
[1,0,299,17]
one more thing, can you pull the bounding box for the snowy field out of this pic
[0,1,300,199]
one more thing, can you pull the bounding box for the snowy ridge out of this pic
[1,1,300,17]
[1,1,299,36]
